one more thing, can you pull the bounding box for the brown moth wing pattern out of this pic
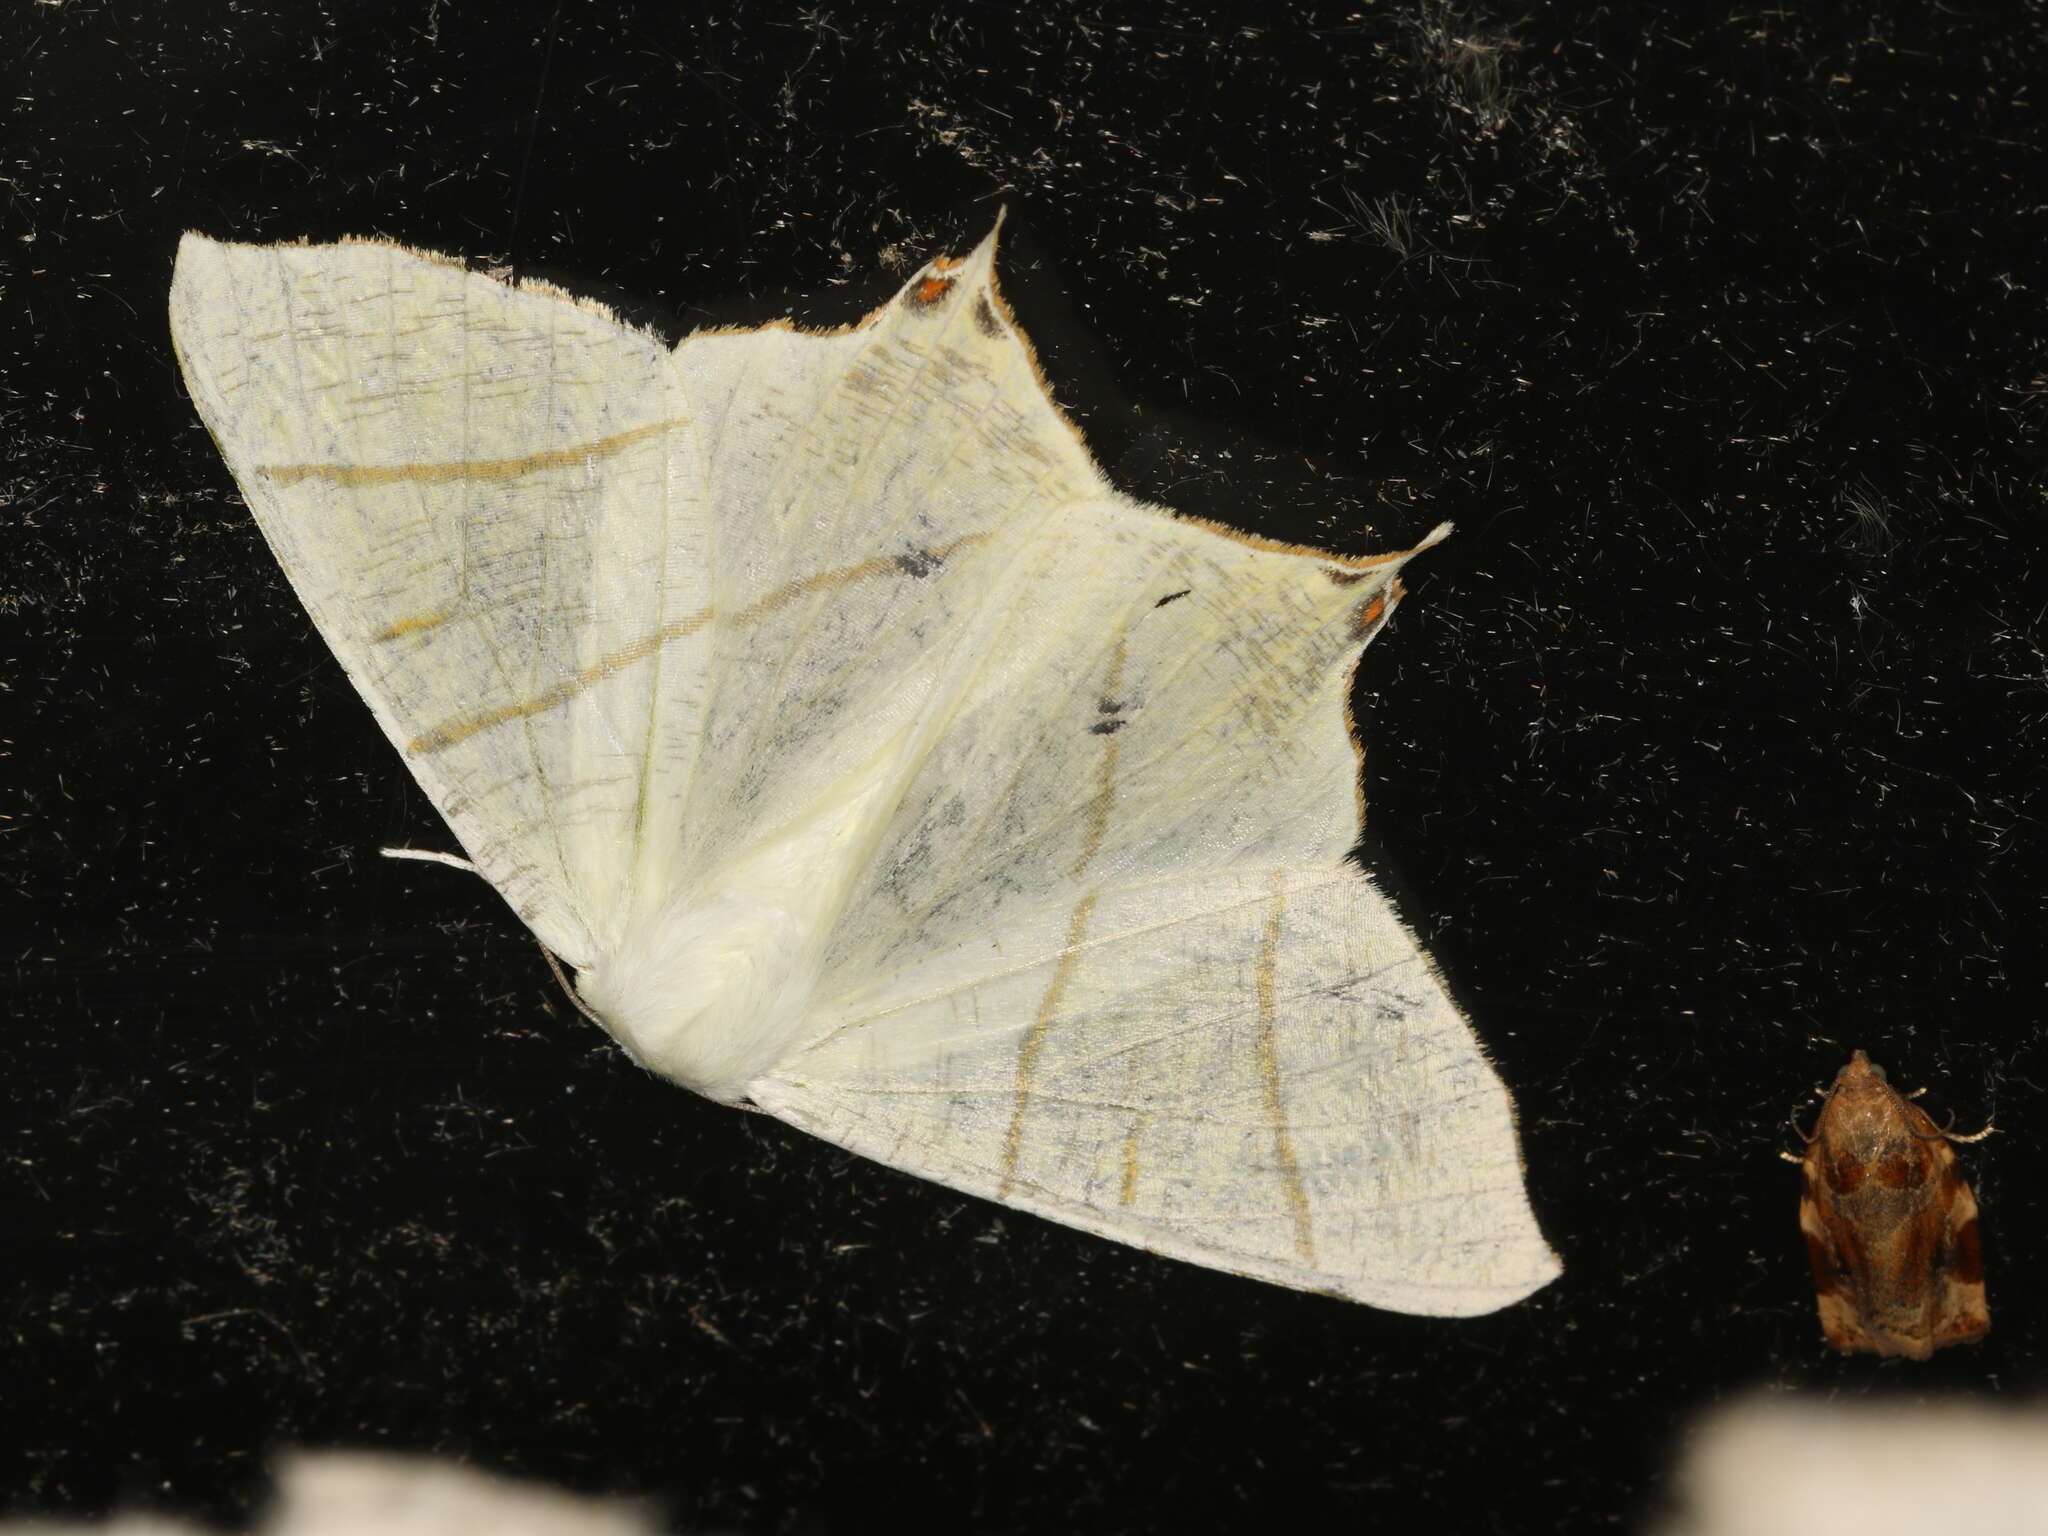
[1796,1050,1990,1359]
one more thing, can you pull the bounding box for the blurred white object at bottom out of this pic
[1,1454,658,1536]
[1662,1395,2048,1536]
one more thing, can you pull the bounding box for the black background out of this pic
[6,1,2044,1531]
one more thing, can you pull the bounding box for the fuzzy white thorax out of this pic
[575,756,898,1101]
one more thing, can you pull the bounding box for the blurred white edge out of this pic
[1660,1393,2048,1536]
[21,1401,2047,1536]
[0,1453,660,1536]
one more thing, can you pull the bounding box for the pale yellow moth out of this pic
[168,224,1558,1314]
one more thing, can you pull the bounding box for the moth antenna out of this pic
[1903,1105,1996,1144]
[537,940,608,1029]
[1789,1105,1821,1145]
[381,845,480,874]
[383,846,623,1042]
[382,845,614,1035]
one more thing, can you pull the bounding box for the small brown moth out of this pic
[1791,1050,1992,1359]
